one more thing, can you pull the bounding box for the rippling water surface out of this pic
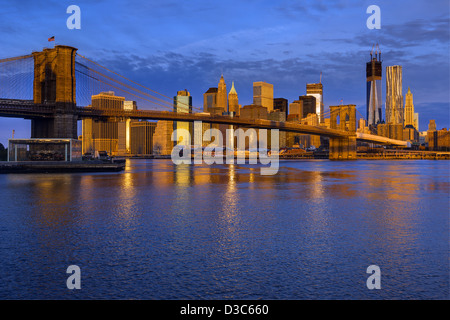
[0,159,448,299]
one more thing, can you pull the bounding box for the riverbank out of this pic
[357,150,450,160]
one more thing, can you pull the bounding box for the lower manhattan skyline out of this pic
[0,0,449,309]
[0,0,449,144]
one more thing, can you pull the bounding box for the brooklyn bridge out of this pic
[0,45,407,160]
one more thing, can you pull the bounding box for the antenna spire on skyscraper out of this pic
[376,43,381,60]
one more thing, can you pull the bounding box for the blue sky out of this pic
[0,0,449,145]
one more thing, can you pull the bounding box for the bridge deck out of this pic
[0,99,407,145]
[77,107,352,138]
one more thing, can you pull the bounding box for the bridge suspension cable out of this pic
[75,61,175,111]
[75,53,203,113]
[0,54,34,100]
[0,54,33,64]
[75,66,183,111]
[355,107,366,120]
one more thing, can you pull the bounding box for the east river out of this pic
[0,159,448,299]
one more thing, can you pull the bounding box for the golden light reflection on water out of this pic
[304,170,330,233]
[174,164,191,187]
[222,164,239,223]
[1,159,447,300]
[8,160,432,261]
[193,165,212,185]
[116,171,136,221]
[24,174,76,225]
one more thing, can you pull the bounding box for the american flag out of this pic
[48,36,55,42]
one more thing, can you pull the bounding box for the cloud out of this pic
[354,16,450,49]
[81,41,448,131]
[275,0,359,18]
[85,48,363,109]
[0,0,449,144]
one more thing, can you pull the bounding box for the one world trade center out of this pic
[366,44,382,127]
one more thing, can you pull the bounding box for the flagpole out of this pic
[48,36,56,48]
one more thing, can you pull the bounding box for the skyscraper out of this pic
[203,87,217,112]
[253,81,274,112]
[295,95,316,118]
[428,119,436,131]
[130,121,157,155]
[119,101,137,155]
[404,87,419,131]
[366,45,382,126]
[414,113,419,132]
[228,81,239,116]
[306,83,323,123]
[217,75,227,112]
[82,91,125,155]
[289,101,302,118]
[173,89,192,146]
[273,98,288,118]
[386,65,403,125]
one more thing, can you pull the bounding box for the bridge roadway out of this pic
[78,106,353,138]
[0,99,407,145]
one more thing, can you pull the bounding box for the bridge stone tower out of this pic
[329,104,357,160]
[31,45,78,139]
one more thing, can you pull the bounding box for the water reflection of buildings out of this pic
[26,175,77,223]
[7,174,82,256]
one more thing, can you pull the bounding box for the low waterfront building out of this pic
[8,138,82,162]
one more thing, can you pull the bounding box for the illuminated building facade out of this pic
[118,101,137,155]
[253,81,273,112]
[217,75,227,112]
[228,81,239,116]
[130,121,157,155]
[289,101,302,120]
[386,65,403,125]
[404,87,419,131]
[403,125,419,142]
[82,91,125,155]
[173,89,193,147]
[203,87,217,112]
[82,92,152,156]
[306,83,323,123]
[377,123,404,141]
[414,113,419,132]
[427,123,450,151]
